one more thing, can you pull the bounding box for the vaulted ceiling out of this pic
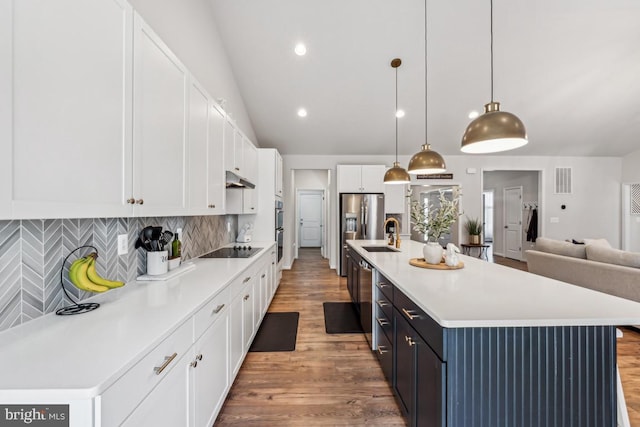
[210,0,640,157]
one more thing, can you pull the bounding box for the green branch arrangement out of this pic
[409,187,462,242]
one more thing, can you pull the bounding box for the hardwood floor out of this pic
[215,248,405,426]
[216,248,640,426]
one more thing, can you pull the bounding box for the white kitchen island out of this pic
[347,239,640,427]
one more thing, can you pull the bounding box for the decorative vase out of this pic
[470,234,481,245]
[423,242,444,265]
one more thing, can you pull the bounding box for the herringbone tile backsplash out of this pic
[0,215,236,332]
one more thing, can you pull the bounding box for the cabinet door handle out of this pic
[196,353,203,361]
[190,354,203,368]
[376,317,389,327]
[402,308,420,320]
[126,198,135,204]
[261,274,266,278]
[154,352,178,375]
[135,199,144,205]
[377,345,388,355]
[235,167,240,171]
[272,262,275,265]
[378,282,389,288]
[376,299,389,308]
[208,204,216,208]
[243,277,251,283]
[212,304,225,314]
[243,294,250,301]
[405,336,416,347]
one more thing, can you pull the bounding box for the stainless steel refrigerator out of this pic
[340,193,385,276]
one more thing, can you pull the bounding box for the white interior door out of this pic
[504,186,523,260]
[299,191,323,247]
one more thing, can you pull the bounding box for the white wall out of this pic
[129,0,256,142]
[282,154,623,272]
[622,148,640,182]
[295,170,329,190]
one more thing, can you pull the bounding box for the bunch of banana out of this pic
[68,253,125,293]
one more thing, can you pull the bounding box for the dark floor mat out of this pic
[249,312,299,352]
[323,302,363,334]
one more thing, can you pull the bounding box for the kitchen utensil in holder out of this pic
[56,245,100,315]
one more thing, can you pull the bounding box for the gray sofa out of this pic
[526,237,640,303]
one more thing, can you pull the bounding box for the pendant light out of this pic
[384,58,411,185]
[460,0,527,153]
[408,0,446,175]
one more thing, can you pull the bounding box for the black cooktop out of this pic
[200,246,262,259]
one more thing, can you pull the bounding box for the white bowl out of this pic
[168,257,181,271]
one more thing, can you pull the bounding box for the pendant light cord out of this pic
[395,64,399,163]
[424,0,428,143]
[490,0,494,102]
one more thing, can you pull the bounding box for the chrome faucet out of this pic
[383,218,401,249]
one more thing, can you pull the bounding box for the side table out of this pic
[460,243,490,260]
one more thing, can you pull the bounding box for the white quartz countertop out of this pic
[0,242,275,400]
[348,239,640,328]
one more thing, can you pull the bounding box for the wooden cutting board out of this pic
[409,258,464,270]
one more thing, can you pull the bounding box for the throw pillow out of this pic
[586,245,640,269]
[583,238,612,248]
[534,237,587,259]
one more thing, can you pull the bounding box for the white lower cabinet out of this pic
[120,351,190,427]
[190,312,229,427]
[242,279,256,353]
[96,247,277,427]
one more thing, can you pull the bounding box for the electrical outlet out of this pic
[117,234,128,255]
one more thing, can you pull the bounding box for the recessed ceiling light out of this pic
[297,108,307,117]
[468,110,480,119]
[294,43,307,56]
[396,110,405,118]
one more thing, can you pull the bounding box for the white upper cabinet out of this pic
[337,165,386,194]
[243,137,258,184]
[187,81,225,215]
[9,0,134,219]
[187,80,210,214]
[224,120,240,175]
[131,13,188,217]
[275,151,283,198]
[207,104,226,214]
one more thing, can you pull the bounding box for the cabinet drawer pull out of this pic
[405,336,416,347]
[208,204,216,208]
[243,277,251,283]
[402,308,420,320]
[376,317,390,327]
[154,352,178,375]
[261,274,266,278]
[377,345,388,355]
[196,353,203,361]
[378,282,389,288]
[212,304,225,314]
[376,299,389,307]
[243,294,250,301]
[235,167,240,171]
[272,262,275,265]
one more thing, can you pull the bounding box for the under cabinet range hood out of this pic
[225,170,255,189]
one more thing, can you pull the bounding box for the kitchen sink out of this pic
[362,246,399,252]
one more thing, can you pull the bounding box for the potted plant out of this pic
[464,217,483,245]
[409,188,462,264]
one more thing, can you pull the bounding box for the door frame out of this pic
[295,189,326,257]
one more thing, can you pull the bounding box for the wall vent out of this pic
[631,184,640,214]
[554,167,572,194]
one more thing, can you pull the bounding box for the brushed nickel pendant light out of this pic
[460,0,527,153]
[408,0,446,175]
[384,58,411,185]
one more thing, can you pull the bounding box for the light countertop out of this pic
[348,239,640,328]
[0,242,275,400]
